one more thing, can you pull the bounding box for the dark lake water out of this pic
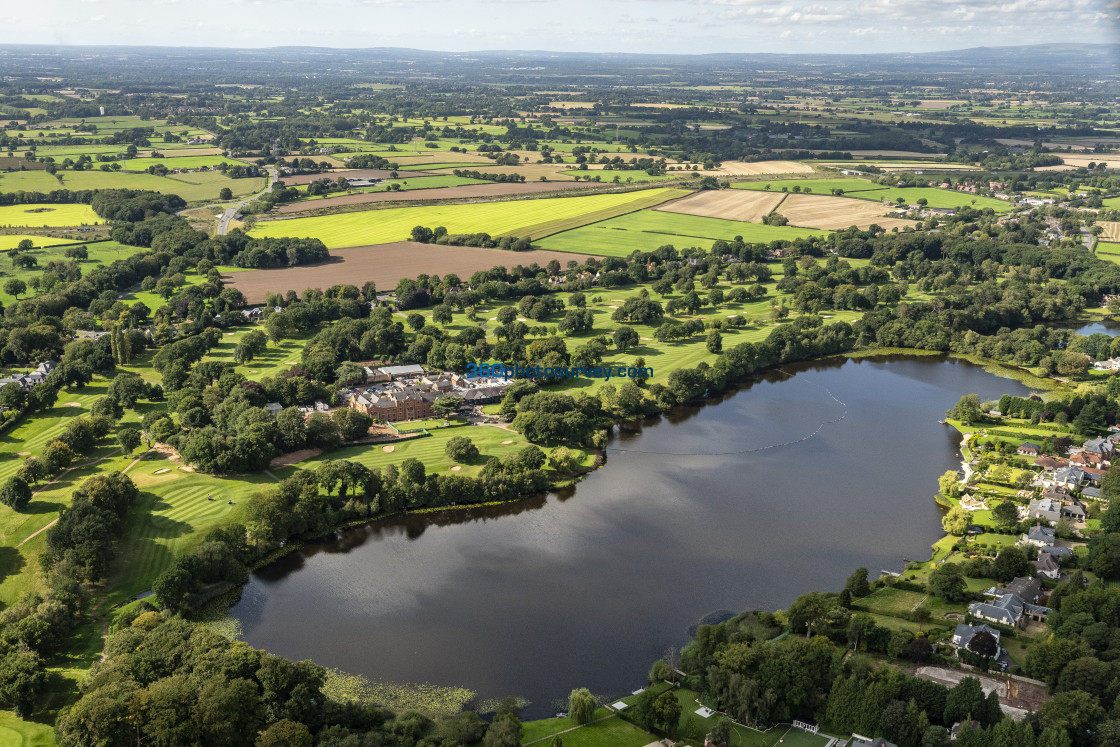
[230,356,1035,717]
[1073,321,1120,337]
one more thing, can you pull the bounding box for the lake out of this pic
[230,355,1035,717]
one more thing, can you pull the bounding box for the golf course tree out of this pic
[445,435,479,463]
[0,475,32,510]
[117,426,142,455]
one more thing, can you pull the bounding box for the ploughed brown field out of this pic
[278,169,421,186]
[274,180,604,213]
[653,189,786,221]
[779,193,917,231]
[223,242,598,303]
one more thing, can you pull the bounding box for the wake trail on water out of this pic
[603,368,849,457]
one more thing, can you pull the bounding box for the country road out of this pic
[174,164,278,235]
[218,165,278,235]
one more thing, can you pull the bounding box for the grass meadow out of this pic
[536,209,828,256]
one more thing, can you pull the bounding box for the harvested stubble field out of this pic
[279,169,419,186]
[1037,154,1120,171]
[732,177,887,194]
[249,188,690,247]
[778,193,917,230]
[653,189,786,221]
[222,242,598,304]
[275,179,604,213]
[701,160,816,176]
[1098,221,1120,242]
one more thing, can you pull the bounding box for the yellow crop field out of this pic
[0,203,101,227]
[249,188,690,248]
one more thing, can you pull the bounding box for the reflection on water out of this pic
[232,355,1035,718]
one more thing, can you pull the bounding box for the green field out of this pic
[249,188,690,248]
[396,162,483,172]
[1096,242,1120,264]
[53,169,266,202]
[537,209,828,255]
[0,240,141,305]
[0,204,101,228]
[293,174,488,201]
[847,187,1013,212]
[120,155,250,172]
[733,177,887,194]
[0,171,61,193]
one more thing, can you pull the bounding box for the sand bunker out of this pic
[501,439,514,445]
[382,445,395,452]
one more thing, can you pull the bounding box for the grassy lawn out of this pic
[522,715,653,746]
[248,188,690,248]
[0,711,57,746]
[854,587,928,616]
[107,465,273,603]
[283,424,590,480]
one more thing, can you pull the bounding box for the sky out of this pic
[8,0,1120,54]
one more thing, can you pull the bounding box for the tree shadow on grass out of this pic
[0,546,24,588]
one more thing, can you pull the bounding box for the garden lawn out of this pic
[524,715,653,747]
[853,587,928,617]
[248,188,690,248]
[0,204,101,228]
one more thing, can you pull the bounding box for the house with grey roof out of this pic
[1082,437,1114,455]
[953,623,1001,653]
[1017,442,1041,456]
[1062,501,1088,522]
[1040,544,1074,558]
[1035,552,1060,579]
[969,593,1050,628]
[1027,498,1062,524]
[1023,524,1056,547]
[1003,576,1042,603]
[1049,466,1086,490]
